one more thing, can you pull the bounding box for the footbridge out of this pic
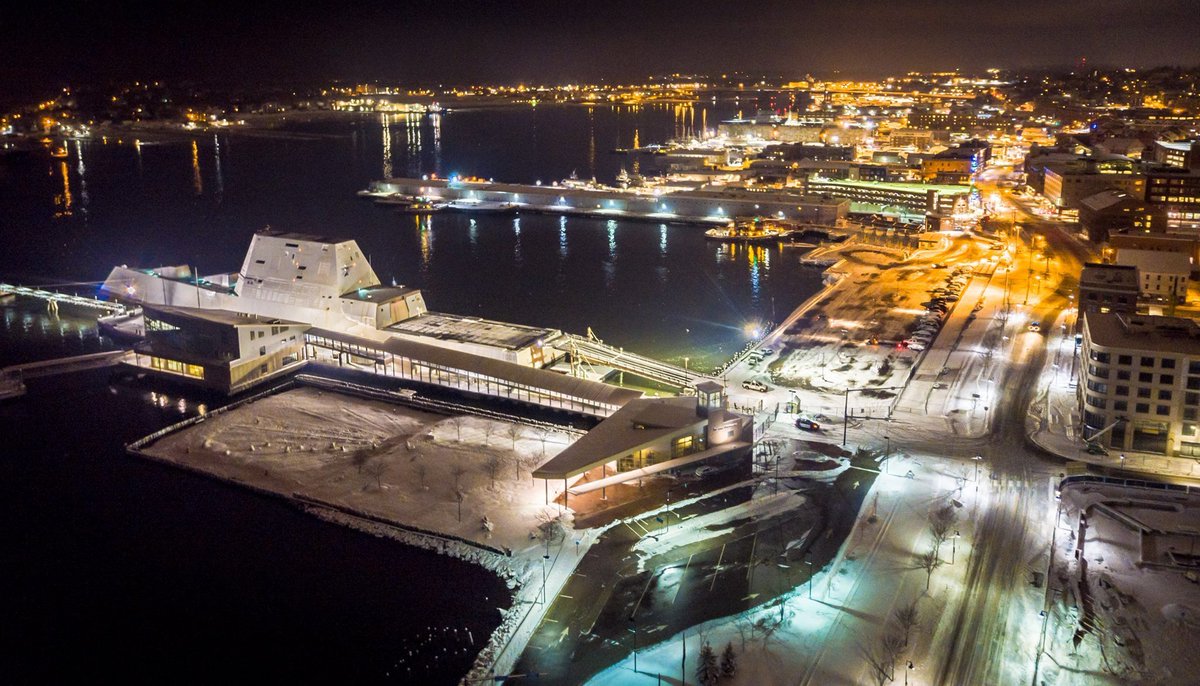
[1,283,127,314]
[561,333,716,389]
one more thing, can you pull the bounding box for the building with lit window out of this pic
[531,381,752,497]
[1153,140,1200,170]
[802,177,971,217]
[1078,189,1166,242]
[131,305,308,393]
[1144,169,1200,235]
[1114,249,1191,302]
[1041,159,1145,213]
[1079,311,1200,457]
[1078,263,1140,321]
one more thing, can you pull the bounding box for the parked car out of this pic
[1029,321,1041,332]
[759,347,775,356]
[694,466,718,479]
[795,417,821,431]
[907,341,927,351]
[742,379,769,392]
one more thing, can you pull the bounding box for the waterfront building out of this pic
[801,177,971,217]
[532,381,752,494]
[1079,311,1200,457]
[131,305,308,393]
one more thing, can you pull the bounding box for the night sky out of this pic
[4,0,1200,96]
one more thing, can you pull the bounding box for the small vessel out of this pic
[394,201,447,214]
[50,146,69,159]
[705,217,790,242]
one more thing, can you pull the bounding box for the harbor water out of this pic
[0,100,823,683]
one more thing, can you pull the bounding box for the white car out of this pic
[741,379,769,392]
[906,341,927,351]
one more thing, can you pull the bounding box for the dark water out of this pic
[0,101,820,683]
[0,103,822,369]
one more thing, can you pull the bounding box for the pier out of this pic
[1,283,127,314]
[365,177,850,226]
[562,333,714,388]
[1,350,134,399]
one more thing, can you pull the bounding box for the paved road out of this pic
[933,203,1087,686]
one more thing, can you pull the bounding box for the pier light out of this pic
[717,206,724,214]
[559,196,566,204]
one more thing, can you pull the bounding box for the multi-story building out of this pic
[1079,311,1200,457]
[802,177,971,217]
[1078,189,1166,242]
[1078,263,1140,320]
[1153,140,1200,170]
[1114,249,1191,301]
[1144,169,1200,234]
[1042,159,1146,213]
[907,108,979,131]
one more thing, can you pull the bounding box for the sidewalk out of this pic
[1028,309,1200,480]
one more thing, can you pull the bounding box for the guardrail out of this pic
[1058,473,1197,496]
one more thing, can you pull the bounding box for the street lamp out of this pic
[884,435,891,475]
[951,530,960,564]
[905,660,914,686]
[628,618,638,672]
[804,550,814,600]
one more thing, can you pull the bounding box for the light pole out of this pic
[629,618,638,672]
[884,435,891,475]
[804,550,814,600]
[905,660,914,686]
[541,550,550,605]
[951,530,960,564]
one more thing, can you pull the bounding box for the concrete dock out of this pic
[365,177,850,226]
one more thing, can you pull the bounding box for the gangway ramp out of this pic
[562,333,715,389]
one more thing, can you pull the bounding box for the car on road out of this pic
[1085,442,1108,456]
[759,347,775,356]
[741,379,769,392]
[906,341,926,351]
[694,466,718,479]
[794,417,821,431]
[1028,321,1041,332]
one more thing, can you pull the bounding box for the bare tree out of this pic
[447,416,466,442]
[536,508,568,549]
[536,427,550,457]
[859,632,905,686]
[364,458,387,490]
[929,505,957,556]
[416,462,428,490]
[451,464,469,492]
[892,598,921,647]
[505,423,525,451]
[455,488,466,522]
[485,453,503,490]
[351,449,371,473]
[481,421,498,449]
[916,549,943,591]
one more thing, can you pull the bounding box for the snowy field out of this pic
[147,387,578,557]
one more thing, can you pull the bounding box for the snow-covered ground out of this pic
[584,451,1024,686]
[148,386,577,556]
[142,386,597,682]
[1046,482,1200,685]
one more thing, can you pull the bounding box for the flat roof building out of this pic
[1079,311,1200,457]
[1079,263,1140,321]
[1114,249,1191,302]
